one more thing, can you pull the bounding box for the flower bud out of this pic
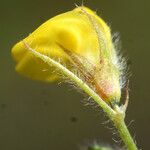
[12,6,123,103]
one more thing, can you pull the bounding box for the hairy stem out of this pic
[24,42,138,150]
[113,118,137,150]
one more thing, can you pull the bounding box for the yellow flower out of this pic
[12,6,122,103]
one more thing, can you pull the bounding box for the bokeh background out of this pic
[0,0,150,149]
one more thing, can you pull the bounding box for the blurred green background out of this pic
[0,0,150,149]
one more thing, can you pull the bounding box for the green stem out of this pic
[113,118,137,150]
[25,43,138,150]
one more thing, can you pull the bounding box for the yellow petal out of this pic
[12,6,113,81]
